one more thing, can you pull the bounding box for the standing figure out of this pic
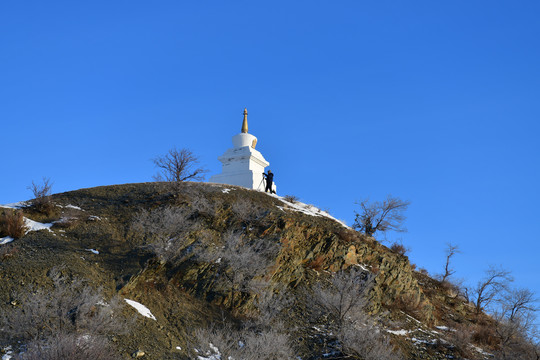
[263,170,275,194]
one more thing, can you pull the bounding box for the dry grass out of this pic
[0,209,27,239]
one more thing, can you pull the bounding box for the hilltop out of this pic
[0,182,524,359]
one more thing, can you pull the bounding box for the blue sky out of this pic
[1,1,539,309]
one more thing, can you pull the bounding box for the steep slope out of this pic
[0,182,497,359]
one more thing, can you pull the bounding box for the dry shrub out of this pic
[14,333,116,360]
[340,321,401,360]
[283,195,299,203]
[0,209,27,239]
[197,231,279,305]
[231,198,268,226]
[0,267,131,343]
[448,323,474,358]
[472,322,499,347]
[390,241,409,256]
[130,206,196,262]
[337,228,363,243]
[27,177,54,214]
[193,323,294,360]
[389,293,426,321]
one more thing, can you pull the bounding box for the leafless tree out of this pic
[440,243,460,283]
[353,195,410,237]
[152,147,208,183]
[27,177,53,213]
[472,265,513,316]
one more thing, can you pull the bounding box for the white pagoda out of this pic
[209,108,276,192]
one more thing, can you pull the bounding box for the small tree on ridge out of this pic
[353,195,410,237]
[153,147,208,183]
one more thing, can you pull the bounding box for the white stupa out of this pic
[209,108,276,192]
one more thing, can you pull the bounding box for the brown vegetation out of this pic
[0,209,27,239]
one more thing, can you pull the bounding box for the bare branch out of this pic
[152,147,208,183]
[441,243,460,283]
[353,195,410,237]
[473,265,513,315]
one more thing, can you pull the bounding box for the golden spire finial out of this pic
[241,108,248,133]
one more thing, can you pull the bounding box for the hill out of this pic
[0,182,529,359]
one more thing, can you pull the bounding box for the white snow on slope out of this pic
[86,249,99,254]
[25,218,53,233]
[0,215,53,245]
[272,194,349,228]
[124,299,157,320]
[0,237,14,245]
[387,329,410,336]
[65,204,83,210]
[0,202,27,209]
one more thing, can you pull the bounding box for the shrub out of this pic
[15,333,117,360]
[448,323,474,358]
[471,322,498,347]
[0,209,27,239]
[193,323,295,360]
[27,177,53,214]
[390,241,409,256]
[130,206,196,262]
[0,267,130,343]
[283,195,299,203]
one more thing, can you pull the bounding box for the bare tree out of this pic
[27,177,53,213]
[440,243,460,283]
[353,195,410,237]
[152,147,208,183]
[472,265,513,315]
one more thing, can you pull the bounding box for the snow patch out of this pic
[272,195,349,228]
[0,237,14,245]
[387,329,410,336]
[65,204,83,210]
[0,202,27,209]
[124,299,157,320]
[25,218,53,233]
[222,188,231,194]
[86,249,99,254]
[197,343,221,360]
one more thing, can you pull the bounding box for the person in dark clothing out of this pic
[263,170,275,194]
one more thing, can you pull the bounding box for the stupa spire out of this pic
[241,108,248,133]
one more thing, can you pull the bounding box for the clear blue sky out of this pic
[1,1,539,308]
